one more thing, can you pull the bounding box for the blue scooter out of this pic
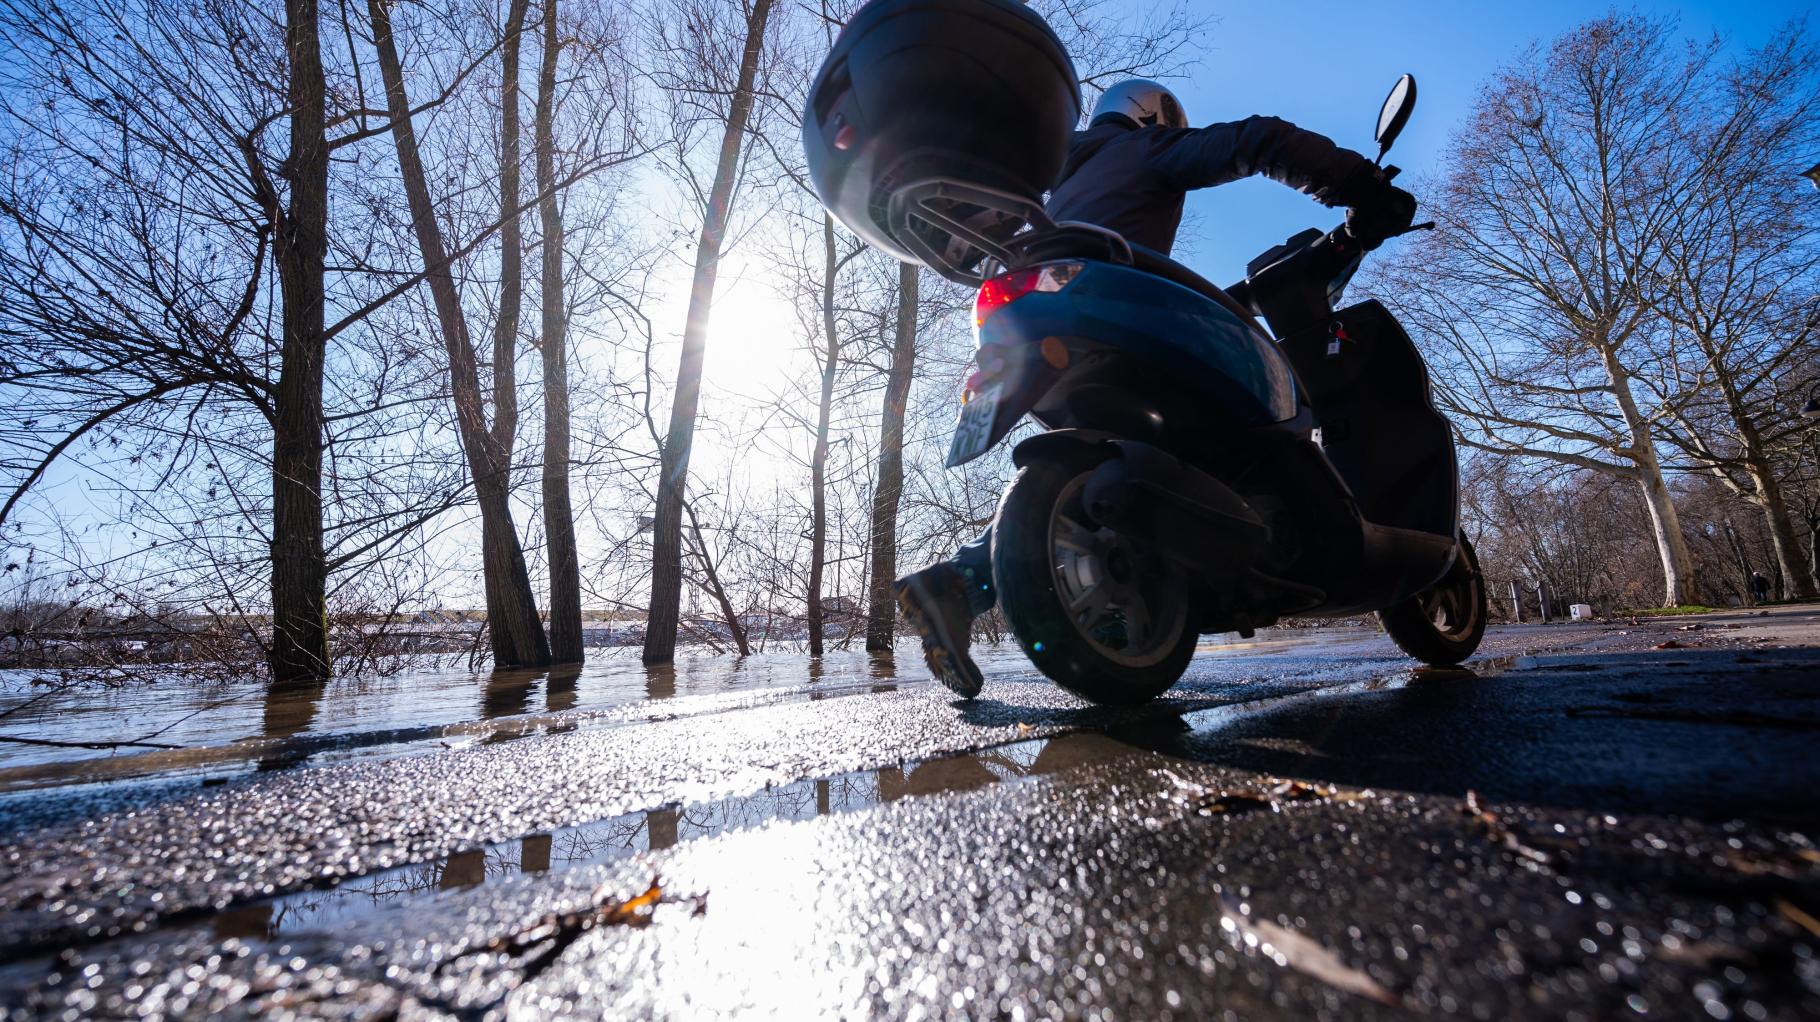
[898,77,1486,704]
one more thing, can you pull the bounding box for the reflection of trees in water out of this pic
[209,738,1109,942]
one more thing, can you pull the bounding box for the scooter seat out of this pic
[1126,243,1265,333]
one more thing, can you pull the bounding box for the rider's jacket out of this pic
[1046,117,1377,255]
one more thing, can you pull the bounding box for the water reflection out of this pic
[205,732,1147,943]
[2,645,965,779]
[545,666,581,714]
[644,663,677,702]
[257,677,326,773]
[480,668,541,720]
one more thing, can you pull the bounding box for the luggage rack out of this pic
[886,178,1134,285]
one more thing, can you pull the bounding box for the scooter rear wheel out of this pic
[992,452,1197,705]
[1378,535,1487,666]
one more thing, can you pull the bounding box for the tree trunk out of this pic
[477,0,531,662]
[642,0,775,665]
[864,262,918,651]
[1745,455,1817,599]
[1602,348,1698,606]
[806,216,839,657]
[369,0,550,667]
[268,0,331,684]
[537,0,583,663]
[493,0,528,457]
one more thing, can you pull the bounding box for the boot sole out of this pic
[894,587,983,699]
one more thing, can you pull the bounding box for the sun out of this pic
[702,263,811,399]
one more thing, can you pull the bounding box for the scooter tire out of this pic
[1378,535,1487,666]
[992,452,1197,705]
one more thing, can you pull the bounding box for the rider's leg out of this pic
[893,528,995,698]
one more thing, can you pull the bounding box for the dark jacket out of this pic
[1045,116,1378,255]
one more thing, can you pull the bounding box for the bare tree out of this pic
[537,0,584,663]
[1383,15,1709,606]
[642,0,779,664]
[367,0,551,667]
[863,262,919,650]
[1641,27,1820,597]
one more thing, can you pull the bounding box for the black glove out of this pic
[1344,182,1418,251]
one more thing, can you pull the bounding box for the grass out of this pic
[1617,604,1719,617]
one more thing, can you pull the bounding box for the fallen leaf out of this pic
[1221,895,1398,1006]
[1776,899,1820,939]
[1654,640,1686,650]
[1462,791,1552,865]
[1015,722,1036,735]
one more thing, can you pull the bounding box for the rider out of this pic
[893,79,1417,698]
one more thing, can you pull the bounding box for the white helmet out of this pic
[1090,79,1188,129]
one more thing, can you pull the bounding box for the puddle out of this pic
[202,731,1149,945]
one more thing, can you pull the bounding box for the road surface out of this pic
[1,607,1818,1020]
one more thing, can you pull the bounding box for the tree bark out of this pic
[806,216,839,657]
[537,0,583,662]
[1745,454,1816,599]
[864,262,918,651]
[642,0,775,665]
[1602,350,1698,606]
[268,0,332,684]
[369,0,550,667]
[493,0,528,457]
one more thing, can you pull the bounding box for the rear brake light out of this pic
[973,262,1082,328]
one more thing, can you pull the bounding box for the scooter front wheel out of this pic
[992,452,1197,705]
[1378,535,1487,666]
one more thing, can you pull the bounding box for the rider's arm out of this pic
[1148,116,1378,205]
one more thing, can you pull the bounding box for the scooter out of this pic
[902,75,1487,704]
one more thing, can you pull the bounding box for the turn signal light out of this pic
[973,262,1082,328]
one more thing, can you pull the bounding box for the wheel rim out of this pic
[1419,553,1482,643]
[1047,475,1190,668]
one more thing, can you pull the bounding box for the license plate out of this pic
[945,383,1002,467]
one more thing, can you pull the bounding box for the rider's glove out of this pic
[1344,182,1418,251]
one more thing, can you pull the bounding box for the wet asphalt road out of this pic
[2,609,1818,1020]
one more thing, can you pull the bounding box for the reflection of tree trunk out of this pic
[646,806,678,851]
[262,676,327,740]
[643,0,777,665]
[816,779,830,815]
[537,0,584,662]
[521,832,552,873]
[439,849,487,889]
[482,668,536,719]
[864,263,919,651]
[268,0,331,684]
[545,664,581,713]
[368,0,550,667]
[806,217,840,657]
[644,663,676,701]
[258,674,325,772]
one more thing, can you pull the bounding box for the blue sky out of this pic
[1157,0,1814,283]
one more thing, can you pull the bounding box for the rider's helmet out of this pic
[1090,79,1188,130]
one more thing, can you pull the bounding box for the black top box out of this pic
[803,0,1081,267]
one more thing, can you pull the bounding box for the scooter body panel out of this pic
[976,260,1300,433]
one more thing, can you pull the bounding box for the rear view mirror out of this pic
[1375,74,1417,160]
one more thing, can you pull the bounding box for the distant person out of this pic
[1751,572,1771,605]
[892,79,1416,698]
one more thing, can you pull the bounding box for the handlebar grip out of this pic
[1382,164,1401,182]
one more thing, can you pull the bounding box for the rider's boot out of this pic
[893,563,985,699]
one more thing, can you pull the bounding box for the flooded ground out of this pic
[0,626,1395,782]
